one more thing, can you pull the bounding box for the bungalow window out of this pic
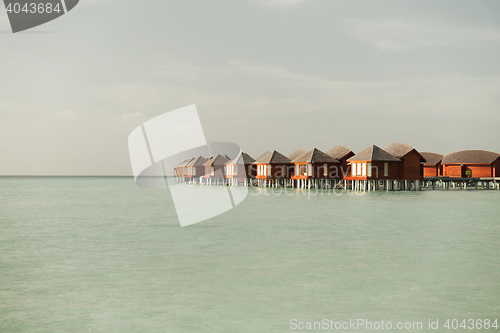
[384,163,388,177]
[193,168,196,176]
[367,162,372,177]
[211,166,214,176]
[357,163,362,176]
[267,164,271,176]
[324,163,328,177]
[352,163,357,176]
[300,164,307,176]
[248,165,252,176]
[234,165,237,176]
[307,163,312,177]
[362,163,366,176]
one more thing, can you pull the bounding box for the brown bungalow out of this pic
[441,150,500,178]
[420,152,443,178]
[185,156,207,184]
[326,145,355,178]
[224,152,256,186]
[203,154,230,185]
[291,148,341,189]
[346,145,402,191]
[384,142,426,181]
[254,150,292,187]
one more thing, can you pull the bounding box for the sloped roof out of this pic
[292,148,340,163]
[203,157,213,166]
[179,158,194,167]
[384,142,413,157]
[420,152,443,166]
[348,145,400,162]
[255,150,271,161]
[226,152,255,165]
[186,156,207,167]
[326,145,353,160]
[384,142,426,162]
[175,159,187,168]
[203,154,229,166]
[442,150,500,164]
[287,148,307,161]
[254,150,291,164]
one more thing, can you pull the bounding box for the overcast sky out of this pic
[1,0,500,175]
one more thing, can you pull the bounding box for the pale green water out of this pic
[0,177,499,332]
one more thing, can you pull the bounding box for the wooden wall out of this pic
[444,163,494,177]
[402,152,422,179]
[423,165,438,177]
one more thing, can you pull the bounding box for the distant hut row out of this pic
[174,144,500,190]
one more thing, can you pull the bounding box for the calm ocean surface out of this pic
[0,177,499,332]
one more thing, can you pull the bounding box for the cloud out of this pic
[346,19,500,53]
[53,110,82,120]
[226,61,500,117]
[247,0,307,7]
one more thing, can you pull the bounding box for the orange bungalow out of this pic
[254,150,292,187]
[224,152,256,186]
[185,156,207,184]
[346,145,402,191]
[174,159,185,178]
[203,154,230,185]
[291,148,341,189]
[326,145,355,178]
[441,150,500,178]
[175,158,193,180]
[173,160,181,178]
[420,152,443,178]
[384,143,426,184]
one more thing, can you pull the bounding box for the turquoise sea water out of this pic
[0,177,499,332]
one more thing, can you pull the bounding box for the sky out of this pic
[1,0,500,175]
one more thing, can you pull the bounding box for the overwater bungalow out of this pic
[174,158,192,181]
[254,150,292,187]
[291,148,341,189]
[225,152,256,186]
[326,145,355,178]
[420,152,443,178]
[186,156,207,184]
[203,154,230,185]
[384,143,426,184]
[346,145,402,191]
[441,150,500,178]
